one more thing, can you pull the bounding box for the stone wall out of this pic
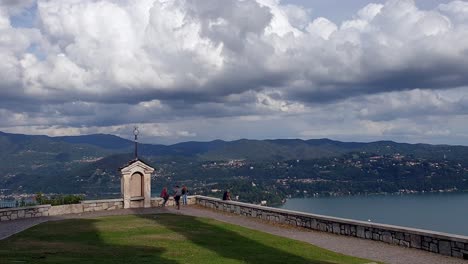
[195,196,468,260]
[82,199,124,212]
[48,204,84,216]
[48,199,124,216]
[1,199,125,220]
[151,196,197,207]
[0,205,51,221]
[0,196,197,221]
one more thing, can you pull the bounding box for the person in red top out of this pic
[160,187,169,207]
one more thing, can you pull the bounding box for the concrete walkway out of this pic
[0,206,466,264]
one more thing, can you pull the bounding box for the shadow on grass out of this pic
[138,213,339,264]
[0,217,179,264]
[0,209,361,264]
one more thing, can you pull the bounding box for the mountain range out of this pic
[1,131,467,195]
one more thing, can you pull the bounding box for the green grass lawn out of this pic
[0,214,374,264]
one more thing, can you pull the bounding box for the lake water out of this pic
[279,193,468,236]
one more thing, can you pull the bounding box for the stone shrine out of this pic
[119,127,154,209]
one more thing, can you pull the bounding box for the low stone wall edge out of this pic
[195,195,468,259]
[195,195,468,241]
[0,204,51,221]
[81,198,124,204]
[0,204,50,213]
[1,195,198,222]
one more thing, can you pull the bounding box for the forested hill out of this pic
[1,131,468,162]
[54,135,468,162]
[1,131,468,196]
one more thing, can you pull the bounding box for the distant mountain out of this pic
[0,131,111,170]
[54,134,134,150]
[2,131,468,162]
[1,130,468,195]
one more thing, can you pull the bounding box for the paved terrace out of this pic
[0,205,465,264]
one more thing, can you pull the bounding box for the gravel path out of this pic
[1,206,466,264]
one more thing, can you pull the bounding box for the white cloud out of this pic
[1,0,467,103]
[306,17,337,39]
[255,92,306,113]
[0,0,468,144]
[439,0,468,23]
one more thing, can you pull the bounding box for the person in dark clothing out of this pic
[160,187,169,206]
[173,185,182,210]
[222,190,231,201]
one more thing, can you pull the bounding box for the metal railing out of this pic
[0,201,18,209]
[0,200,38,209]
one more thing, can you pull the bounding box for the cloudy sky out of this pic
[1,0,468,145]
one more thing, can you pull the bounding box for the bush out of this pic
[35,192,84,206]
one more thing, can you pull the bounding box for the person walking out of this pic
[222,190,231,201]
[160,187,169,206]
[173,185,182,210]
[182,185,188,205]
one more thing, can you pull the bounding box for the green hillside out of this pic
[1,131,467,198]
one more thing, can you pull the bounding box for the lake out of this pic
[279,192,468,236]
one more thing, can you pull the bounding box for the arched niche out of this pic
[130,172,143,197]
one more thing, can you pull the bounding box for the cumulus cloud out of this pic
[0,0,466,104]
[0,0,468,144]
[439,0,468,23]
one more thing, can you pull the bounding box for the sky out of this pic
[0,0,468,145]
[284,0,454,22]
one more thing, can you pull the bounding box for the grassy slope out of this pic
[0,214,374,264]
